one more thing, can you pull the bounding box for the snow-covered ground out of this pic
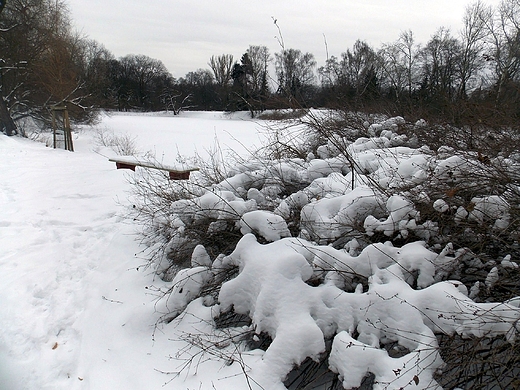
[91,111,263,163]
[1,111,519,390]
[0,112,261,390]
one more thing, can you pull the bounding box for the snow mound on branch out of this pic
[191,244,212,267]
[306,157,347,181]
[170,189,257,223]
[214,235,520,389]
[311,240,440,290]
[158,266,212,319]
[364,194,419,237]
[433,198,450,212]
[351,146,430,188]
[300,186,383,243]
[218,235,327,388]
[239,210,291,241]
[302,171,353,198]
[468,195,509,228]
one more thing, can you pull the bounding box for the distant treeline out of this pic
[1,0,520,135]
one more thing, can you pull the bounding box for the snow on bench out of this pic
[108,156,199,180]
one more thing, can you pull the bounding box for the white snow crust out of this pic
[1,110,519,390]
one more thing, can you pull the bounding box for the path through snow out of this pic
[0,113,261,390]
[0,134,143,388]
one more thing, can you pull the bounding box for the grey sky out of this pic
[67,0,499,79]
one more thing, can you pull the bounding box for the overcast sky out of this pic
[67,0,500,79]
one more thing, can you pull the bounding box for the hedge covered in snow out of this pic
[131,111,520,389]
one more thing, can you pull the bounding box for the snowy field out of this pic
[1,111,519,390]
[0,112,262,390]
[92,111,263,163]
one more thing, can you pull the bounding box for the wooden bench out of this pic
[109,156,199,180]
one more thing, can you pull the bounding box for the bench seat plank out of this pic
[109,156,199,180]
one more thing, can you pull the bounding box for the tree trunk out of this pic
[0,1,16,135]
[0,95,17,136]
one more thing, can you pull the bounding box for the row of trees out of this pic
[0,0,177,133]
[164,0,520,125]
[1,0,520,136]
[319,0,520,125]
[0,0,102,135]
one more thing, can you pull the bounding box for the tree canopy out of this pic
[2,0,520,134]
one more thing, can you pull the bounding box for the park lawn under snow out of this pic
[0,111,262,390]
[1,110,519,390]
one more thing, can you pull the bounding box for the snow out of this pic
[1,110,519,390]
[239,210,291,242]
[301,186,382,242]
[96,111,262,163]
[0,112,262,390]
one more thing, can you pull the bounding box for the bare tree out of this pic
[379,31,422,109]
[34,35,81,103]
[177,69,216,110]
[275,48,316,104]
[0,60,17,135]
[399,30,420,98]
[181,68,214,86]
[227,47,271,115]
[419,28,462,104]
[457,0,490,99]
[344,40,384,100]
[0,0,16,134]
[319,40,384,106]
[379,41,408,102]
[481,0,520,104]
[245,45,271,96]
[318,55,342,89]
[0,0,96,134]
[110,54,173,110]
[208,54,234,88]
[77,39,115,109]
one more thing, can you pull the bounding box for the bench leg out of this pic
[169,171,190,180]
[115,162,136,171]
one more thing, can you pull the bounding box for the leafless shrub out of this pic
[256,109,308,121]
[93,127,140,156]
[296,110,520,389]
[129,108,520,389]
[126,143,255,280]
[155,319,258,389]
[437,334,520,389]
[302,109,372,141]
[127,169,242,279]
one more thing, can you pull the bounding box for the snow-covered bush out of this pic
[93,127,140,156]
[130,110,520,389]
